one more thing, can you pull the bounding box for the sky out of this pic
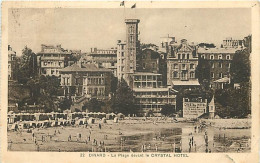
[8,8,251,55]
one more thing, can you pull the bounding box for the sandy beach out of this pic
[8,118,251,153]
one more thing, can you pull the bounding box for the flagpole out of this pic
[124,2,126,19]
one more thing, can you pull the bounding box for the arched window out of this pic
[182,54,185,59]
[190,64,194,69]
[174,64,178,69]
[190,72,195,78]
[173,71,178,78]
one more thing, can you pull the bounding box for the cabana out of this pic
[88,117,95,124]
[113,117,118,123]
[117,113,125,119]
[101,117,107,123]
[106,113,116,120]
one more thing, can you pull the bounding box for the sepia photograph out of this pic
[1,1,259,162]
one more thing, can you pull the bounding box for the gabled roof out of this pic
[60,63,111,72]
[198,47,238,54]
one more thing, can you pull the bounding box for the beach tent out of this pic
[117,113,125,119]
[214,115,221,119]
[101,117,107,123]
[114,117,118,123]
[11,123,18,130]
[88,117,95,124]
[51,121,56,127]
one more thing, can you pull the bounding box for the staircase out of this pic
[70,95,90,112]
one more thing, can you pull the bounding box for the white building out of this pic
[37,44,72,77]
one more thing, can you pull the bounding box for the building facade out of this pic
[8,45,17,80]
[88,48,117,76]
[130,72,176,116]
[222,37,244,49]
[158,35,176,54]
[37,44,72,77]
[198,47,236,88]
[167,39,200,88]
[117,19,140,83]
[59,63,112,99]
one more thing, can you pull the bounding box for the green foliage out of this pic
[196,58,211,89]
[140,43,158,50]
[83,98,103,112]
[59,97,72,111]
[113,79,137,115]
[198,43,216,48]
[160,104,176,116]
[110,75,118,94]
[215,82,251,118]
[230,49,250,83]
[16,46,37,84]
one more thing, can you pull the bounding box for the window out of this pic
[143,63,146,69]
[211,72,214,78]
[174,64,178,69]
[211,62,214,68]
[190,64,194,69]
[187,54,189,59]
[152,63,156,68]
[210,55,214,60]
[173,71,178,78]
[111,62,115,66]
[219,62,222,68]
[181,72,187,80]
[121,52,124,57]
[226,55,230,60]
[218,55,222,60]
[44,62,47,66]
[122,45,124,50]
[178,54,181,59]
[201,55,205,59]
[182,64,186,70]
[190,72,195,78]
[219,73,223,78]
[182,54,185,59]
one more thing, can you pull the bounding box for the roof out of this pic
[198,47,239,54]
[133,72,162,76]
[209,95,215,106]
[60,63,112,72]
[172,80,200,86]
[133,87,170,92]
[214,77,230,83]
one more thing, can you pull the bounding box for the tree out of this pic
[161,104,176,116]
[113,79,137,115]
[230,49,250,83]
[59,97,72,111]
[215,82,251,118]
[17,46,37,84]
[83,98,103,112]
[198,43,216,48]
[196,58,211,89]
